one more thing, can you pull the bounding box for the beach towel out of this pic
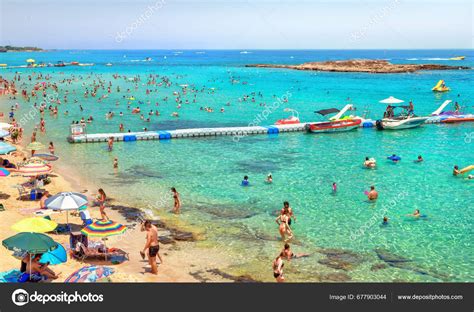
[0,269,21,283]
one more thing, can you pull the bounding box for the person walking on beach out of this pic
[171,187,181,214]
[142,221,160,275]
[97,188,108,220]
[272,252,285,282]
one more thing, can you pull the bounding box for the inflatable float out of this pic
[442,117,474,123]
[387,155,401,161]
[460,165,474,174]
[275,116,300,125]
[432,80,450,92]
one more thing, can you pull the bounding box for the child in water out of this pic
[332,182,337,193]
[266,173,273,183]
[382,216,389,225]
[241,175,249,186]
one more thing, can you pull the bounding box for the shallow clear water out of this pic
[1,49,473,281]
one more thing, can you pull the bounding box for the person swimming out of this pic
[406,209,421,218]
[266,173,273,183]
[363,156,376,168]
[241,175,249,186]
[332,182,337,193]
[453,165,460,176]
[382,216,389,225]
[414,155,424,163]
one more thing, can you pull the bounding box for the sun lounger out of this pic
[73,243,129,263]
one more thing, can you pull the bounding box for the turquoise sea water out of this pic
[0,50,473,282]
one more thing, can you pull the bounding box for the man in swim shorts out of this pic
[142,221,160,275]
[368,186,378,200]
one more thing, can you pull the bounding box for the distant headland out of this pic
[0,46,44,52]
[246,59,470,74]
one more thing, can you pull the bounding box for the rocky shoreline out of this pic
[246,59,470,73]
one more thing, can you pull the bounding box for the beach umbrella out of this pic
[64,265,114,283]
[81,220,127,238]
[26,59,36,63]
[26,142,45,151]
[0,129,9,138]
[33,153,59,161]
[0,122,12,129]
[379,96,404,104]
[39,243,67,265]
[11,217,58,233]
[45,192,88,225]
[26,156,48,165]
[2,232,57,254]
[16,162,52,176]
[0,168,10,177]
[0,142,16,155]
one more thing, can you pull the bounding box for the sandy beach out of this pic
[0,139,247,283]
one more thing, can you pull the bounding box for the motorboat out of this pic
[307,119,361,133]
[449,56,465,61]
[306,105,364,133]
[376,96,427,130]
[426,100,474,124]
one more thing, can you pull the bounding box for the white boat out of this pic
[377,116,428,130]
[376,96,427,130]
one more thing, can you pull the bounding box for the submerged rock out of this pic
[206,269,259,283]
[370,263,388,272]
[321,272,352,282]
[375,248,412,263]
[317,248,365,271]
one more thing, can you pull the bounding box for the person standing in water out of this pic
[280,201,296,225]
[272,252,285,283]
[107,137,114,152]
[142,221,160,275]
[171,187,181,214]
[48,142,55,155]
[113,157,118,169]
[97,188,108,220]
[276,211,293,242]
[367,186,378,201]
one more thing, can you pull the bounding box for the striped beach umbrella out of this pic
[81,220,127,238]
[26,142,45,151]
[0,142,16,155]
[65,265,114,283]
[17,162,52,176]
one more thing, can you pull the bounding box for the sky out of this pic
[0,0,472,49]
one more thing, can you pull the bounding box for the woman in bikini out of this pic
[272,252,285,282]
[97,188,108,220]
[171,187,181,214]
[280,201,296,225]
[276,211,293,242]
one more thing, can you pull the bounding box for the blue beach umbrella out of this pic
[0,142,16,155]
[39,243,67,265]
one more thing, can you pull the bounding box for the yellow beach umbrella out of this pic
[26,59,36,63]
[11,217,58,233]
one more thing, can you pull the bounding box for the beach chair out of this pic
[70,232,128,263]
[16,186,29,200]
